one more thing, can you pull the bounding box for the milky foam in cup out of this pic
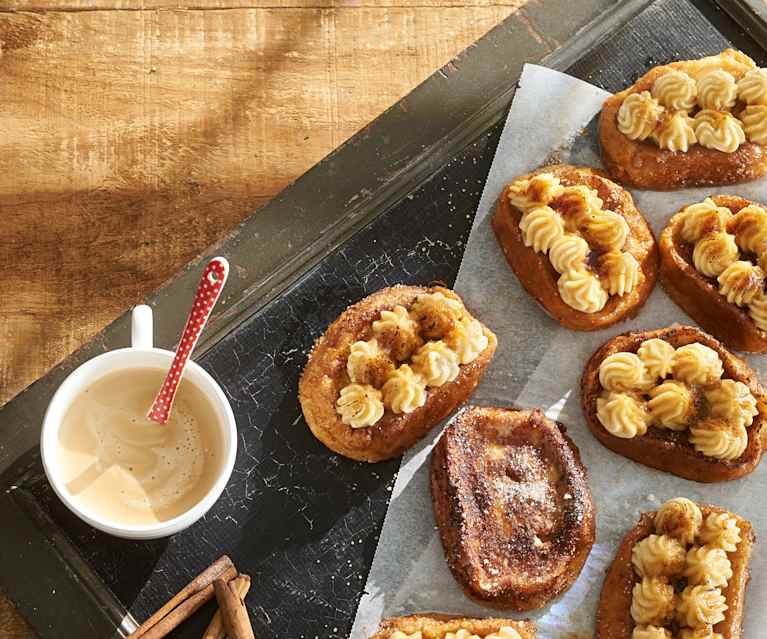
[40,305,237,540]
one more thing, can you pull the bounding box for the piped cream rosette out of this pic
[675,197,767,332]
[628,498,742,639]
[616,61,767,152]
[596,337,757,461]
[335,292,488,428]
[508,172,640,314]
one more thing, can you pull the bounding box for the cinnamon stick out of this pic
[202,575,251,639]
[128,555,236,639]
[213,577,256,639]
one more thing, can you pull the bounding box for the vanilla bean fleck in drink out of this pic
[57,368,224,525]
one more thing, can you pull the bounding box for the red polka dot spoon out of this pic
[146,256,229,424]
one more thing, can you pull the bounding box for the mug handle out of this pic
[131,305,154,350]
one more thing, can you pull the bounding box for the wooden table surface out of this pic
[1,0,526,635]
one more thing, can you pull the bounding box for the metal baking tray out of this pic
[2,0,766,637]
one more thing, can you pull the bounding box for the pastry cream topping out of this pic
[692,232,739,278]
[737,67,767,104]
[676,585,728,628]
[678,627,723,639]
[382,364,427,414]
[748,293,767,332]
[637,338,676,380]
[705,379,758,428]
[373,305,423,361]
[411,340,460,387]
[689,418,748,460]
[446,317,488,365]
[696,70,738,110]
[652,70,698,111]
[655,111,698,152]
[699,512,741,552]
[631,577,677,626]
[679,198,732,243]
[548,234,590,273]
[717,261,765,306]
[519,206,565,253]
[582,209,629,252]
[336,384,385,428]
[694,110,745,153]
[551,185,603,231]
[632,534,686,578]
[648,381,694,431]
[411,292,464,339]
[618,91,664,140]
[347,339,395,388]
[728,204,767,253]
[672,343,724,385]
[599,352,650,392]
[741,104,767,143]
[508,172,565,210]
[633,626,672,639]
[391,632,422,639]
[597,392,650,439]
[655,497,702,546]
[558,269,609,313]
[485,629,522,639]
[598,251,641,296]
[684,545,732,587]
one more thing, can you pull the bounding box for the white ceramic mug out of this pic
[40,305,237,540]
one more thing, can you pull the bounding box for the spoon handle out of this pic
[147,257,229,424]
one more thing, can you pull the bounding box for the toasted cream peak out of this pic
[696,69,738,110]
[637,338,676,380]
[582,209,629,252]
[630,577,676,626]
[676,585,728,628]
[373,305,423,362]
[655,497,702,546]
[728,204,767,253]
[558,268,609,314]
[737,67,767,104]
[679,198,732,243]
[548,233,590,273]
[705,379,758,428]
[519,206,565,254]
[597,392,650,439]
[684,545,733,588]
[692,231,739,278]
[618,91,664,140]
[411,340,460,388]
[632,534,686,578]
[507,173,565,210]
[652,70,697,110]
[336,384,385,428]
[598,251,641,297]
[672,343,724,385]
[655,110,697,152]
[694,110,745,153]
[699,512,741,552]
[381,365,427,415]
[599,352,651,392]
[648,381,695,431]
[717,260,765,306]
[689,417,748,460]
[741,104,767,144]
[446,317,488,365]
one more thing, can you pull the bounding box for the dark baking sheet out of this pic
[2,0,767,638]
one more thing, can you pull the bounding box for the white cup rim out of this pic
[40,347,237,540]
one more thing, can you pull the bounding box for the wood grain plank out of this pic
[0,3,518,407]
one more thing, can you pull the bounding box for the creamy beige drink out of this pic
[57,368,224,525]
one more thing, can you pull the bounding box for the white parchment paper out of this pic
[349,64,767,639]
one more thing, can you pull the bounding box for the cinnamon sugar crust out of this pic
[430,407,595,611]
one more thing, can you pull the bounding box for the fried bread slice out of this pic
[370,613,536,639]
[430,407,595,611]
[581,326,766,482]
[596,501,754,639]
[599,49,767,190]
[660,195,767,352]
[299,285,497,462]
[492,164,657,331]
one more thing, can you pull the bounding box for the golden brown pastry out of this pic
[600,49,767,190]
[492,165,657,331]
[581,326,766,482]
[369,614,536,639]
[299,285,497,462]
[596,499,754,639]
[660,194,767,351]
[430,407,595,611]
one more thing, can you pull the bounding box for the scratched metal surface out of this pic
[7,1,767,638]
